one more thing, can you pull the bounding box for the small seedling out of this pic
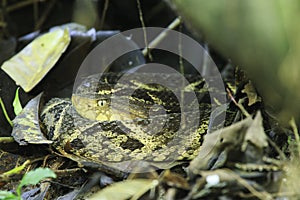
[0,167,56,200]
[12,88,22,116]
[0,88,23,127]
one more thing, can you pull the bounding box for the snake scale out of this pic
[40,73,216,170]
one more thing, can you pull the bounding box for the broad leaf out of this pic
[17,168,56,196]
[1,29,71,92]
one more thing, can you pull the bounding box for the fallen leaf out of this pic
[242,111,268,151]
[88,179,158,200]
[1,29,71,92]
[188,116,253,175]
[242,81,261,106]
[11,93,53,145]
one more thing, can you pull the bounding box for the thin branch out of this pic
[137,0,152,60]
[0,97,13,127]
[142,17,181,57]
[99,0,109,30]
[226,88,250,117]
[289,117,300,158]
[6,0,43,12]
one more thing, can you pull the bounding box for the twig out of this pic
[142,17,181,57]
[267,137,286,160]
[227,169,273,200]
[226,88,250,117]
[0,0,7,29]
[1,160,30,177]
[0,97,13,126]
[53,168,82,175]
[99,0,109,30]
[33,0,39,26]
[137,0,152,60]
[6,0,44,12]
[289,117,300,158]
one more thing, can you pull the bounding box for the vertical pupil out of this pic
[98,100,105,106]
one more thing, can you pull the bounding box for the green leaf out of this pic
[0,191,18,200]
[12,88,22,116]
[88,179,158,200]
[17,168,56,196]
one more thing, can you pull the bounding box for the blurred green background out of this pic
[171,0,300,122]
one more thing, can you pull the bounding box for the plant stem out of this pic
[0,97,13,127]
[0,136,14,143]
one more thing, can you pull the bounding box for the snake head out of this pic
[71,95,112,121]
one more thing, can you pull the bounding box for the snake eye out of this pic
[97,99,107,107]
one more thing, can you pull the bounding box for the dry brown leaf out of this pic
[242,81,261,106]
[11,93,52,145]
[242,111,268,151]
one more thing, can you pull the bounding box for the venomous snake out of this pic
[40,72,218,171]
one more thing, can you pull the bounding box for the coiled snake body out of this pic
[40,73,214,170]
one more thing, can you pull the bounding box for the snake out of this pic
[40,72,217,171]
